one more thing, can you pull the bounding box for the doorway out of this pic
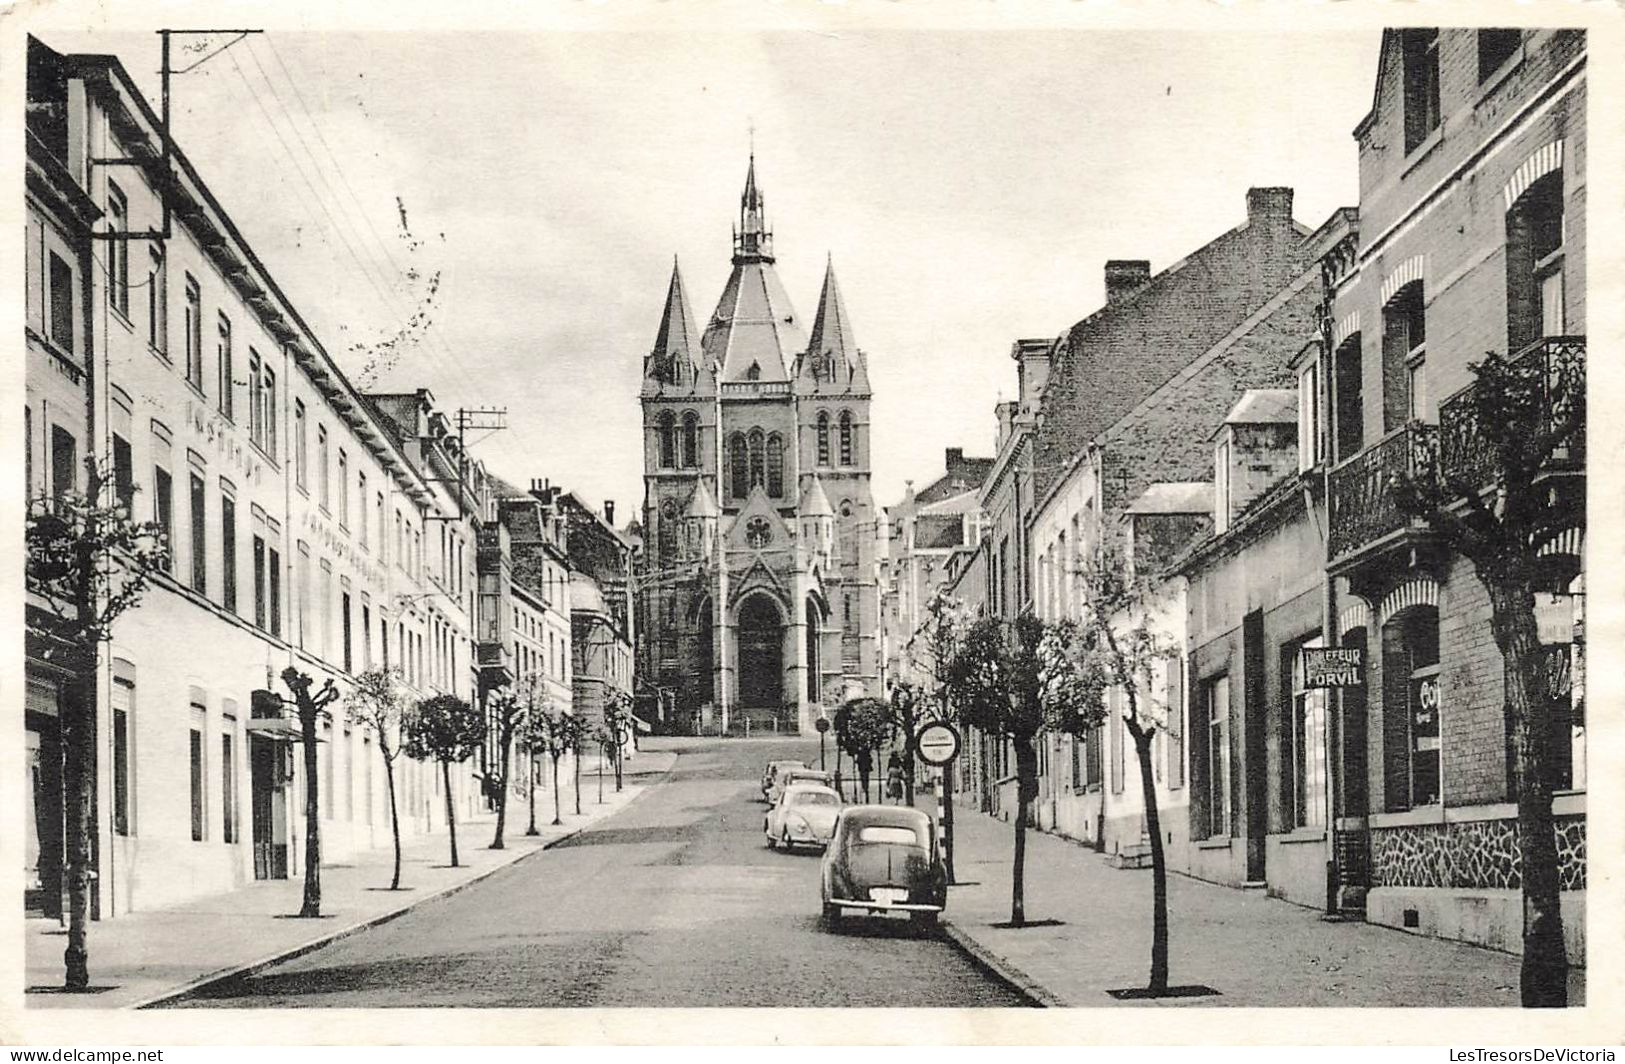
[737,594,784,712]
[250,737,288,880]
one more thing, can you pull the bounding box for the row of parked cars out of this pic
[759,759,948,930]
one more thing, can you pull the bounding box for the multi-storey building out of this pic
[1316,27,1586,959]
[23,37,485,921]
[637,158,883,735]
[559,491,636,731]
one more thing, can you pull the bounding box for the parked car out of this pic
[820,805,947,930]
[765,784,843,852]
[769,767,834,805]
[760,759,805,801]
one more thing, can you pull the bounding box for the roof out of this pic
[917,513,967,549]
[1125,482,1212,516]
[645,258,706,385]
[686,478,719,519]
[569,571,607,614]
[1223,388,1297,427]
[800,475,834,518]
[704,258,805,383]
[799,257,867,388]
[913,457,995,507]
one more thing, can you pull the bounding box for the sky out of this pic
[52,28,1379,520]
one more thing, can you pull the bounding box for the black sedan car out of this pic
[819,805,947,930]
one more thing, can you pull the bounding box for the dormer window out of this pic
[746,362,761,381]
[1297,357,1321,472]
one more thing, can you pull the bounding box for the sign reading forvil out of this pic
[1302,647,1365,688]
[915,722,961,765]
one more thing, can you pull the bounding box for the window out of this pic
[321,560,334,659]
[1205,676,1230,837]
[51,424,77,500]
[342,588,354,672]
[189,472,207,594]
[112,433,134,512]
[112,675,134,836]
[1333,335,1364,461]
[395,510,404,568]
[248,349,263,445]
[1401,29,1441,154]
[253,533,268,629]
[262,363,277,462]
[838,410,854,466]
[189,704,206,842]
[1478,29,1521,82]
[221,489,238,612]
[221,716,238,844]
[1297,359,1320,472]
[1407,619,1441,808]
[345,728,356,821]
[728,433,748,500]
[766,432,784,497]
[362,601,373,668]
[358,473,369,547]
[1506,172,1565,352]
[146,248,166,354]
[153,464,174,571]
[657,411,675,469]
[1287,640,1327,829]
[747,428,765,489]
[48,252,74,353]
[1109,687,1124,793]
[320,721,334,820]
[269,542,282,637]
[1213,436,1231,534]
[216,315,233,419]
[337,450,349,529]
[294,402,308,489]
[816,412,830,466]
[107,183,129,317]
[681,412,699,468]
[184,276,203,391]
[375,494,385,558]
[1382,282,1427,428]
[317,425,329,509]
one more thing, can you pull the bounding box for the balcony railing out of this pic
[1439,336,1586,489]
[1328,421,1439,561]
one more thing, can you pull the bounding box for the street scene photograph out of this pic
[12,3,1607,1045]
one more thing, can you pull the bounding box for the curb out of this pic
[938,917,1066,1008]
[132,754,679,1010]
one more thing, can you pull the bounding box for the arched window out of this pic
[747,428,766,490]
[656,411,676,469]
[680,412,699,468]
[1506,170,1565,353]
[816,412,830,466]
[838,410,854,466]
[728,433,749,500]
[766,432,784,497]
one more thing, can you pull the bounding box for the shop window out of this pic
[1204,675,1230,837]
[221,709,238,844]
[189,703,206,842]
[112,673,134,837]
[1285,638,1328,829]
[51,424,77,500]
[1382,606,1440,811]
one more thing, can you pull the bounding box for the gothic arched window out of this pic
[766,432,784,497]
[816,412,830,466]
[680,412,699,468]
[838,410,854,467]
[658,497,679,567]
[656,411,676,469]
[728,432,749,500]
[747,428,766,490]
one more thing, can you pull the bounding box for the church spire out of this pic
[802,255,865,387]
[645,256,705,387]
[733,152,774,264]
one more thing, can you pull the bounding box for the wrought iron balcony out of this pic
[1328,421,1439,562]
[1439,336,1586,490]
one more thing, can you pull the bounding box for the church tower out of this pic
[639,156,882,735]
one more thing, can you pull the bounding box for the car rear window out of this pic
[855,825,925,845]
[793,792,839,807]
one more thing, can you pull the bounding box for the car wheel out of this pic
[780,829,793,853]
[822,902,842,928]
[911,911,939,933]
[766,832,776,850]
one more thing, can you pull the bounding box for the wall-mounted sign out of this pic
[1302,646,1365,688]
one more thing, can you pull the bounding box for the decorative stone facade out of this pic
[1369,816,1585,892]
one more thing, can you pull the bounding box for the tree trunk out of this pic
[1487,572,1569,1007]
[942,757,957,884]
[614,741,623,792]
[61,646,97,989]
[299,710,322,918]
[525,749,539,836]
[442,759,459,867]
[491,731,511,850]
[551,752,563,825]
[573,748,582,815]
[384,757,403,890]
[1127,719,1170,994]
[1011,735,1039,928]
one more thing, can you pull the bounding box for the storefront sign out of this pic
[1302,647,1365,688]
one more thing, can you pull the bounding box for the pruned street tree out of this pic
[25,468,168,990]
[280,667,341,917]
[946,612,1101,927]
[834,697,891,802]
[906,589,972,865]
[486,683,526,850]
[1393,346,1585,1008]
[559,710,592,816]
[604,690,634,792]
[403,693,486,868]
[1067,545,1180,994]
[514,675,555,836]
[345,667,411,890]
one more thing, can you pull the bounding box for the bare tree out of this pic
[25,469,168,989]
[1394,345,1585,1007]
[345,667,411,890]
[560,711,592,816]
[514,675,555,836]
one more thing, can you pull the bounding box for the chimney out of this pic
[604,500,616,526]
[945,447,964,471]
[1104,260,1151,305]
[1246,187,1294,229]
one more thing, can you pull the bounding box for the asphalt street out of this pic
[166,736,1030,1007]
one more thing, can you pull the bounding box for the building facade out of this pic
[638,159,883,734]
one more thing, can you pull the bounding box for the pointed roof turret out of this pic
[708,154,804,383]
[801,474,835,518]
[686,478,720,519]
[803,255,863,386]
[644,257,707,389]
[734,153,773,264]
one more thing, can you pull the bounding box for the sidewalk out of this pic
[939,806,1586,1007]
[24,751,676,1009]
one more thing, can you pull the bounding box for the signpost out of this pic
[1301,646,1365,688]
[815,716,830,770]
[916,722,961,882]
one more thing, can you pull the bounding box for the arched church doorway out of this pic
[738,594,784,712]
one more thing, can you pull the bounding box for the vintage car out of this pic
[764,783,843,852]
[760,759,806,801]
[768,767,834,806]
[820,805,947,929]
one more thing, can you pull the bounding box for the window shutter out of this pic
[1167,654,1185,789]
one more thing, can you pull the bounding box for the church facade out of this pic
[638,159,883,735]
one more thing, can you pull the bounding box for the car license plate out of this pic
[870,888,908,907]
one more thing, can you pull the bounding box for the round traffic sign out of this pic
[915,722,961,765]
[814,717,831,733]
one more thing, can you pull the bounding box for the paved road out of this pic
[167,736,1030,1008]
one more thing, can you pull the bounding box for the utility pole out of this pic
[714,370,730,737]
